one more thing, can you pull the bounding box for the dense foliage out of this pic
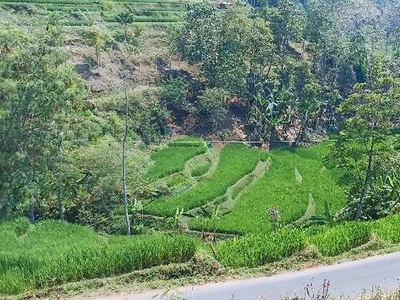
[326,62,400,220]
[0,18,87,221]
[169,0,400,144]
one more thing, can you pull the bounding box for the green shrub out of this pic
[195,88,229,131]
[215,230,306,268]
[64,20,91,26]
[310,222,370,256]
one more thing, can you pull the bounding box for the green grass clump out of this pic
[310,222,370,256]
[0,219,196,295]
[166,173,186,187]
[146,144,264,216]
[205,143,346,234]
[145,138,206,180]
[371,214,400,243]
[191,161,212,177]
[215,230,306,268]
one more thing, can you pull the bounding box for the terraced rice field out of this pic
[0,218,196,295]
[0,0,203,25]
[145,143,267,216]
[145,137,207,180]
[4,137,400,296]
[191,142,346,234]
[143,138,346,234]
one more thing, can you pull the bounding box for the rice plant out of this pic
[166,173,186,187]
[145,144,265,216]
[191,161,212,177]
[0,0,93,4]
[44,4,99,11]
[310,222,371,256]
[0,219,196,295]
[103,15,182,23]
[215,229,306,268]
[200,142,346,234]
[109,0,188,4]
[371,214,400,243]
[145,138,207,180]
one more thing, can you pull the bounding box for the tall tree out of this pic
[173,4,275,100]
[0,18,87,221]
[85,25,109,75]
[115,13,143,235]
[261,0,306,81]
[326,57,400,220]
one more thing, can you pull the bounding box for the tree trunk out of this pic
[249,70,257,101]
[122,86,131,236]
[95,44,101,76]
[0,193,5,212]
[269,127,277,149]
[119,23,140,236]
[29,198,35,224]
[355,136,375,220]
[57,138,64,221]
[296,112,309,145]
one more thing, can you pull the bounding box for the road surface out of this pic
[89,252,400,300]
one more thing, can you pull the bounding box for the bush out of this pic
[215,230,306,268]
[161,76,192,117]
[59,137,147,230]
[195,88,229,131]
[310,222,370,256]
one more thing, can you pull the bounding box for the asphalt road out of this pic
[93,252,400,300]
